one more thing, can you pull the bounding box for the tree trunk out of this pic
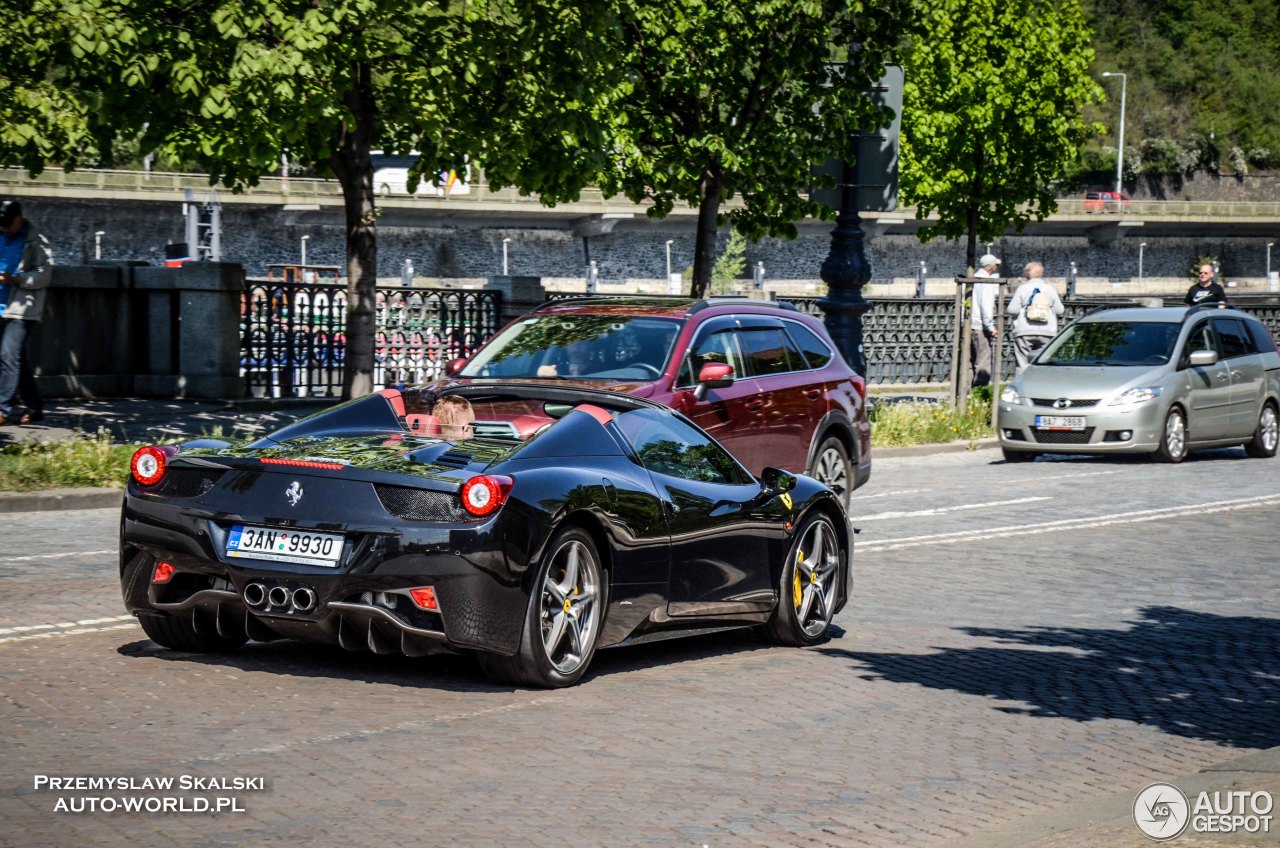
[332,61,378,400]
[689,166,723,298]
[965,140,985,276]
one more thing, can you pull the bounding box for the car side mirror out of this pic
[444,357,467,377]
[760,466,797,497]
[692,362,734,401]
[1188,349,1217,368]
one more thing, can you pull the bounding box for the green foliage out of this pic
[1083,0,1280,171]
[710,230,749,295]
[1189,255,1219,278]
[0,431,137,492]
[868,399,993,447]
[596,0,909,296]
[1,0,619,399]
[900,0,1105,271]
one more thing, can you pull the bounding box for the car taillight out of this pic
[131,445,175,487]
[460,475,513,517]
[408,587,438,610]
[152,561,176,584]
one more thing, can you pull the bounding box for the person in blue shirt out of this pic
[0,200,53,426]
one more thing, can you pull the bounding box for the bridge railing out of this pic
[8,167,1280,218]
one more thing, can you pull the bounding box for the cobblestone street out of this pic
[2,447,1278,847]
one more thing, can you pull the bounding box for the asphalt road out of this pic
[2,447,1279,847]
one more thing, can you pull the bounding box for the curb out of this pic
[0,487,123,513]
[876,437,1000,458]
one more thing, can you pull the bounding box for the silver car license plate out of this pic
[226,525,344,568]
[1034,415,1087,430]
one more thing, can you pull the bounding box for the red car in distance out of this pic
[449,297,871,504]
[1083,190,1132,213]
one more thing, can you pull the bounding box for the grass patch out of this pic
[0,431,138,492]
[869,398,995,448]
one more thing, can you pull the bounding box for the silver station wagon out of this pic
[998,305,1280,462]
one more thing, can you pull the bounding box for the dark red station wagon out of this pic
[451,297,871,502]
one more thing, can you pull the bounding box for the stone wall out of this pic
[16,197,1280,294]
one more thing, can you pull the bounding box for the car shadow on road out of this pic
[994,447,1250,465]
[820,606,1280,749]
[115,623,813,691]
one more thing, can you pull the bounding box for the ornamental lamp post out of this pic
[1138,242,1147,280]
[817,64,903,378]
[94,231,104,260]
[665,240,673,280]
[1101,72,1127,197]
[502,238,510,276]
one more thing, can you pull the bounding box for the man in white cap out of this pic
[970,253,1000,387]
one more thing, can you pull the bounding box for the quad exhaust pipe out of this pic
[244,582,316,612]
[243,583,267,607]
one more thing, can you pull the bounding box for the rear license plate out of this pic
[226,525,344,568]
[1034,415,1087,430]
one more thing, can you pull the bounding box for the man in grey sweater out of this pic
[1006,261,1065,375]
[0,200,53,425]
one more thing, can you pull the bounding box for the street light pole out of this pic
[94,231,104,260]
[1268,242,1274,278]
[1102,72,1127,197]
[502,238,510,276]
[300,235,309,266]
[1139,242,1146,280]
[665,240,673,280]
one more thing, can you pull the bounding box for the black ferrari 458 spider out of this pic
[120,384,851,687]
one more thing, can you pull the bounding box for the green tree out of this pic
[3,0,616,398]
[599,0,907,298]
[710,230,749,294]
[900,0,1105,272]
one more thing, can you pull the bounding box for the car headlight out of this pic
[999,385,1022,404]
[1109,387,1162,406]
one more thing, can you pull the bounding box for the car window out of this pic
[785,322,834,369]
[738,328,802,377]
[1212,318,1255,359]
[1040,321,1180,366]
[461,315,681,380]
[1182,322,1219,361]
[613,407,751,485]
[677,329,744,386]
[1245,320,1279,354]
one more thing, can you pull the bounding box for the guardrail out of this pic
[7,167,1280,218]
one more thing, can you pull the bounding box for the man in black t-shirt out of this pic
[1185,264,1228,307]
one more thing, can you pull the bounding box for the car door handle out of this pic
[1216,372,1229,380]
[803,388,823,400]
[664,500,681,515]
[744,399,764,410]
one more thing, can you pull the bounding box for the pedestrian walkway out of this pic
[0,398,327,446]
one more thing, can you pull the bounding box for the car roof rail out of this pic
[533,294,799,315]
[1181,302,1241,324]
[1079,304,1130,318]
[531,294,692,311]
[688,297,798,314]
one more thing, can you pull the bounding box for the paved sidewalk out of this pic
[0,398,327,446]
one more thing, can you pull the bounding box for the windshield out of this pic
[460,315,683,380]
[1039,321,1180,366]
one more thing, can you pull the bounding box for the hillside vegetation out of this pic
[1083,0,1280,174]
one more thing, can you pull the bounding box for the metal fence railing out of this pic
[783,295,1280,387]
[241,281,502,398]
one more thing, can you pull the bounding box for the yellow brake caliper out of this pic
[793,551,804,608]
